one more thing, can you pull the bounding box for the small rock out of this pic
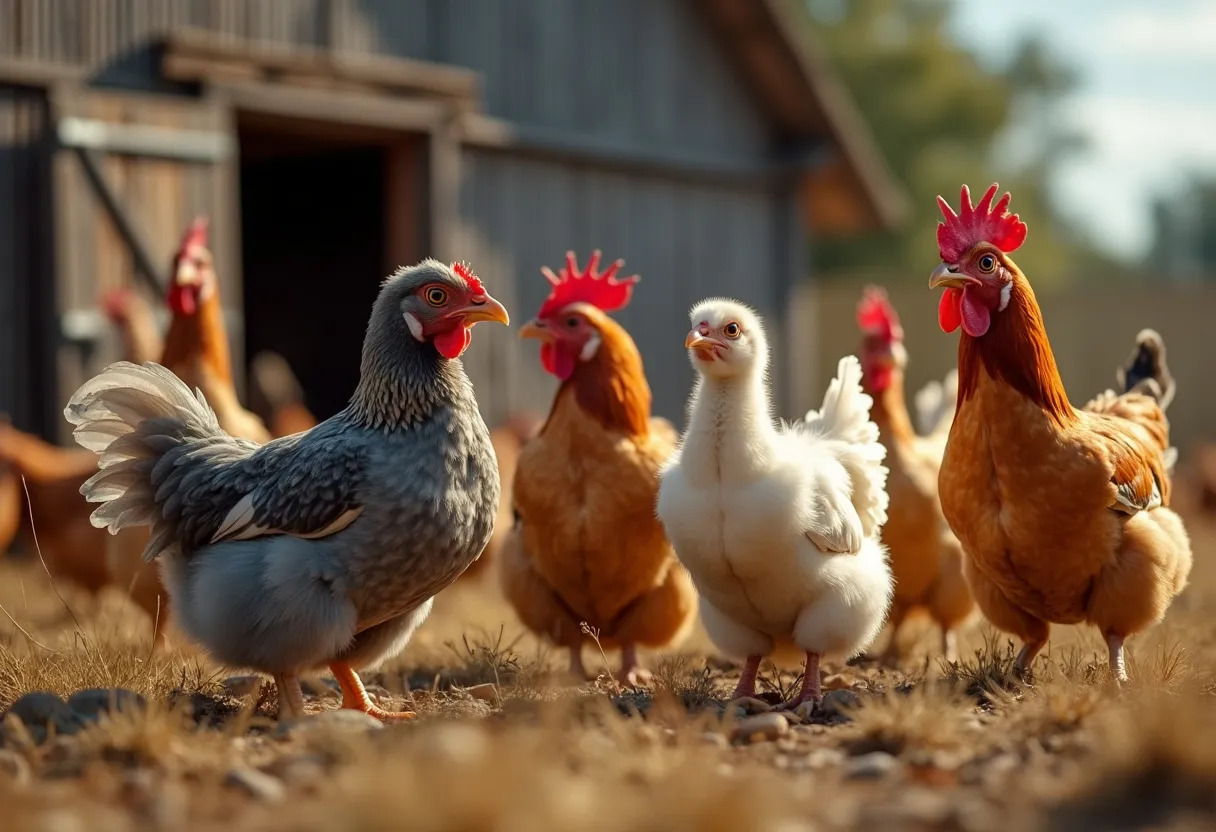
[731,712,790,744]
[820,689,861,718]
[222,676,264,699]
[806,747,846,769]
[4,692,77,738]
[464,683,499,703]
[847,751,903,780]
[271,754,328,786]
[822,673,853,691]
[274,708,385,739]
[225,767,286,803]
[416,724,489,765]
[0,748,31,786]
[1,713,42,749]
[727,697,772,716]
[700,732,728,748]
[67,688,146,724]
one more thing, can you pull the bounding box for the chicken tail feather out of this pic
[64,361,232,560]
[799,356,889,539]
[1116,328,1175,412]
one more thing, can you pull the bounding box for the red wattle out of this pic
[168,285,197,316]
[959,289,992,338]
[938,289,962,333]
[434,325,471,359]
[540,342,576,380]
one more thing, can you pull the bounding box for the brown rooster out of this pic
[102,287,163,366]
[501,252,696,683]
[856,287,973,663]
[929,184,1191,683]
[248,351,319,439]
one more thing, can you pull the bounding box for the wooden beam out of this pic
[163,27,480,107]
[217,81,449,134]
[57,116,232,162]
[0,58,83,88]
[459,113,792,190]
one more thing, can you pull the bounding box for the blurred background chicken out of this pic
[856,287,973,663]
[248,351,319,439]
[160,218,270,445]
[102,287,164,367]
[658,301,893,710]
[930,184,1191,683]
[502,252,696,684]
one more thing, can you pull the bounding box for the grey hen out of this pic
[66,260,509,721]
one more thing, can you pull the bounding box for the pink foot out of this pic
[777,651,822,711]
[730,655,763,700]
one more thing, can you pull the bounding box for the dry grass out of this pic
[1,513,1216,830]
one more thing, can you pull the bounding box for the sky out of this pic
[950,0,1216,261]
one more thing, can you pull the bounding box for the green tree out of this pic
[804,0,1103,284]
[1147,177,1216,282]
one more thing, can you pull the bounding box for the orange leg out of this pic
[329,662,416,722]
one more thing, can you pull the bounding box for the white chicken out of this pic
[656,299,894,709]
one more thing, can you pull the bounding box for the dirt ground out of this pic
[2,502,1215,831]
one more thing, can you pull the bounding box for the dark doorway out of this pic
[239,142,386,421]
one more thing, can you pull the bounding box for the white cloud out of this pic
[1102,4,1216,59]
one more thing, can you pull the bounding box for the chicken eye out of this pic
[425,286,448,307]
[565,316,580,328]
[978,254,997,273]
[723,322,742,339]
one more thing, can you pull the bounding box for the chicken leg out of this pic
[274,672,306,720]
[329,662,416,722]
[1106,632,1128,685]
[619,644,653,687]
[778,651,822,711]
[730,655,762,701]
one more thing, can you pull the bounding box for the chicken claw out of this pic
[329,662,417,723]
[776,651,823,712]
[619,645,654,687]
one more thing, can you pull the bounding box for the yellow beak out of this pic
[518,319,551,340]
[929,262,974,290]
[460,295,510,326]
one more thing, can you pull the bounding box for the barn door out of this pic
[49,86,239,441]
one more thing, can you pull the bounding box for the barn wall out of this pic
[0,0,774,161]
[454,148,792,426]
[0,84,53,435]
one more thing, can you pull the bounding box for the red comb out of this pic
[856,286,902,341]
[536,250,638,319]
[451,261,486,296]
[936,184,1027,262]
[177,216,209,254]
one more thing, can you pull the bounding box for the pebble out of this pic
[222,676,265,699]
[820,689,861,718]
[806,747,846,769]
[3,692,78,738]
[846,751,903,780]
[731,712,790,744]
[727,697,772,715]
[271,754,328,786]
[0,748,31,786]
[225,767,286,803]
[700,732,729,749]
[274,708,385,740]
[67,688,146,724]
[464,683,499,702]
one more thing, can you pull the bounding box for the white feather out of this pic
[403,311,424,341]
[657,300,893,667]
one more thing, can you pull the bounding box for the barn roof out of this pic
[700,0,909,234]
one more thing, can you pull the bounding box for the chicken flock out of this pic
[0,182,1193,722]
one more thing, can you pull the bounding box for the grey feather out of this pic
[64,262,502,681]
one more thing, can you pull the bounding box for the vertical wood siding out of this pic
[456,149,789,425]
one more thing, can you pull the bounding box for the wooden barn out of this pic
[0,0,904,440]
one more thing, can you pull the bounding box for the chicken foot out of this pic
[1014,635,1047,682]
[618,644,653,687]
[329,662,416,722]
[777,651,822,711]
[730,655,763,701]
[274,672,306,720]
